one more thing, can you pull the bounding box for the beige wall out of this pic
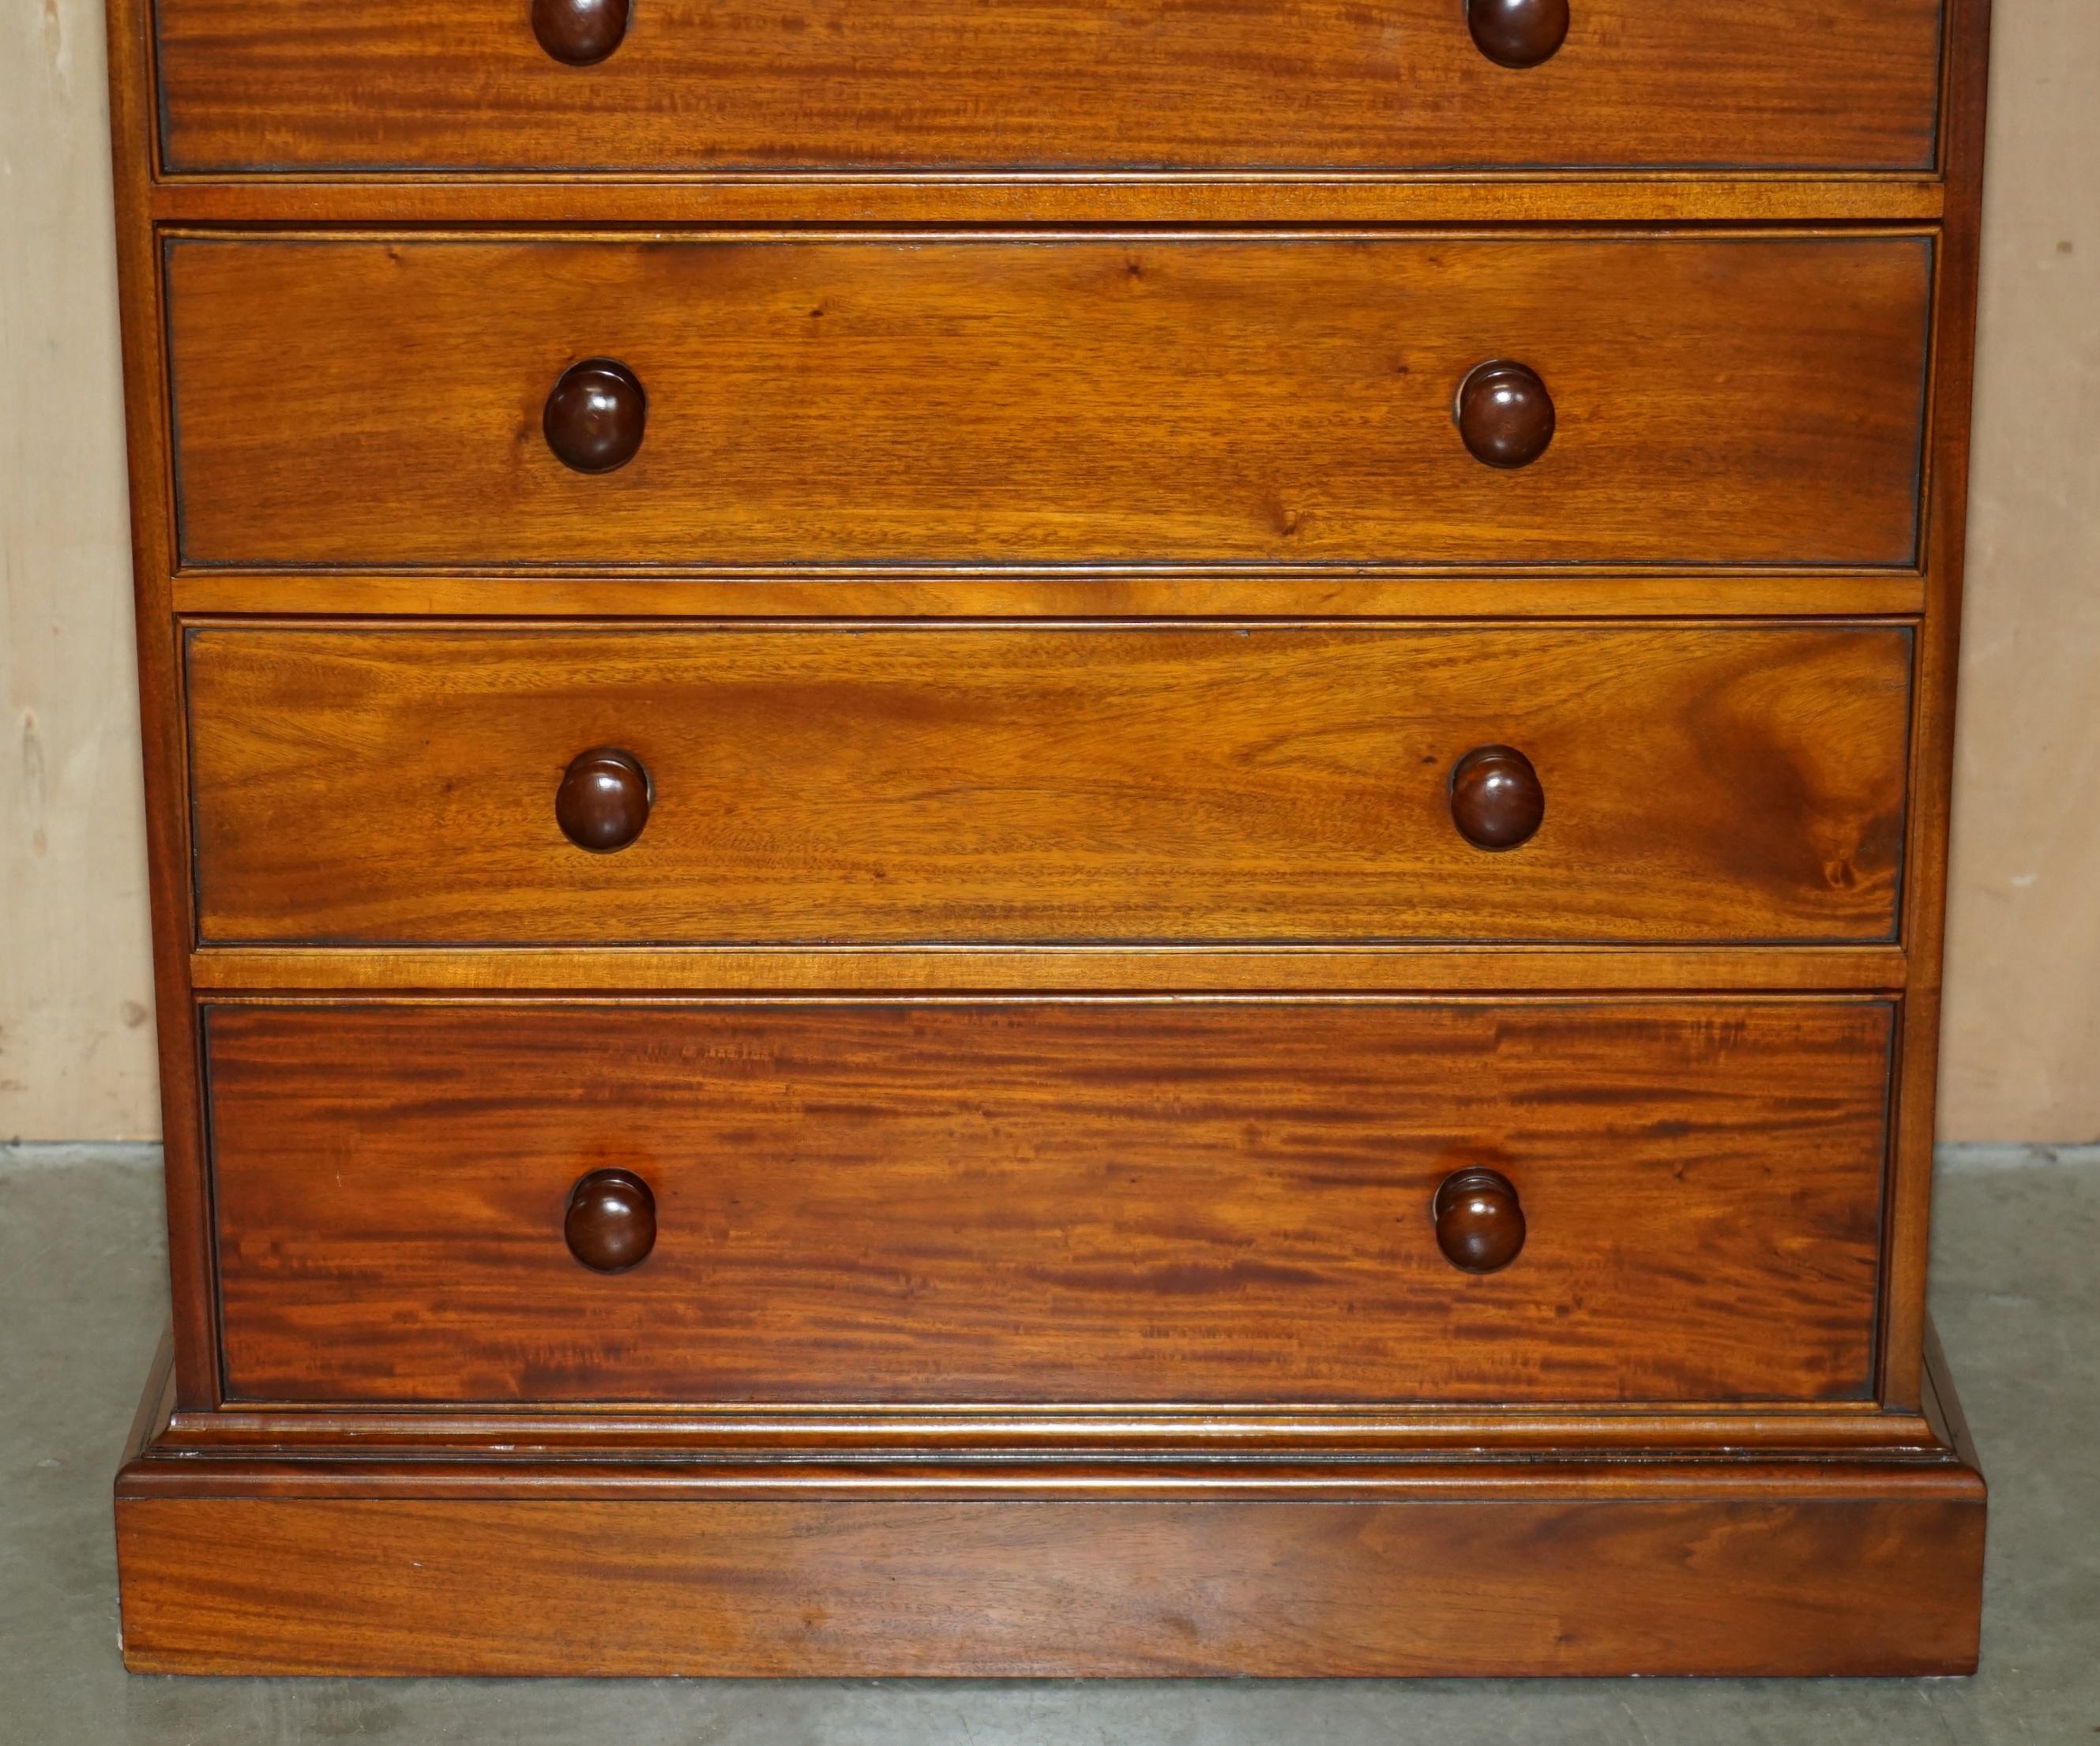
[2,0,158,1141]
[1940,0,2100,1143]
[1,1,2095,1141]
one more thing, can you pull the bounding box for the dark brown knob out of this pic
[544,358,647,474]
[1455,359,1556,470]
[1433,1168,1526,1273]
[565,1168,657,1272]
[556,748,652,853]
[1449,745,1545,851]
[1467,0,1570,68]
[532,0,631,66]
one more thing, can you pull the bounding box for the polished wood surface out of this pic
[152,0,1943,175]
[205,1000,1892,1406]
[166,570,1936,622]
[101,0,1993,1676]
[145,179,1952,228]
[113,1434,1983,1677]
[185,623,1912,947]
[164,235,1933,571]
[186,945,1912,996]
[115,1489,1982,1678]
[112,1328,1986,1677]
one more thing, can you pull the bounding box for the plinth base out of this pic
[115,1345,1985,1678]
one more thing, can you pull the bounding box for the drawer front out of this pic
[186,624,1911,948]
[155,0,1943,175]
[165,235,1931,570]
[207,1001,1892,1406]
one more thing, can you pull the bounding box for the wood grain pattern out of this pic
[1881,0,1997,1409]
[164,570,1937,622]
[113,1478,1982,1677]
[152,0,1944,175]
[111,1331,1986,1676]
[100,0,2003,1678]
[100,0,232,1412]
[163,235,1933,571]
[185,623,1914,948]
[143,178,1953,227]
[185,945,1914,995]
[205,1000,1892,1406]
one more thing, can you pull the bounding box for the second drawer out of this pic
[187,622,1911,947]
[164,234,1932,570]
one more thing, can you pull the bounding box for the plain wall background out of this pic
[2,0,2096,1143]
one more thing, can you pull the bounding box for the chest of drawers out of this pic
[108,0,1989,1677]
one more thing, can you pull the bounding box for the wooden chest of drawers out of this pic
[108,0,1990,1677]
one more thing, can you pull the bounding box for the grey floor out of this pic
[2,1143,2094,1745]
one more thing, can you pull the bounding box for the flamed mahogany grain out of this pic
[205,1000,1892,1406]
[185,623,1912,948]
[151,0,1944,175]
[163,235,1933,571]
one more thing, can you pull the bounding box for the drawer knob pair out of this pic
[565,1168,657,1271]
[1467,0,1569,69]
[530,0,1565,74]
[555,745,1536,854]
[564,1163,1521,1276]
[543,357,1553,477]
[553,746,1537,854]
[532,0,630,65]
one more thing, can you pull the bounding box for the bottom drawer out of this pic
[205,1000,1892,1407]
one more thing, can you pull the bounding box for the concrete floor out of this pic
[2,1143,2094,1744]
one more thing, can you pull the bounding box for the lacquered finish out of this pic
[542,359,646,475]
[553,748,651,854]
[1467,0,1570,69]
[102,0,1993,1676]
[530,0,630,66]
[163,235,1934,570]
[562,1169,657,1272]
[1449,745,1546,851]
[149,0,1946,175]
[113,1462,1986,1677]
[185,625,1913,947]
[1433,1168,1527,1273]
[204,1000,1893,1406]
[1455,359,1556,469]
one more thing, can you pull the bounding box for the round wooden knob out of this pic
[1433,1168,1526,1273]
[1455,359,1556,469]
[532,0,631,66]
[1449,745,1545,851]
[543,359,647,474]
[556,748,652,852]
[565,1168,657,1272]
[1467,0,1570,68]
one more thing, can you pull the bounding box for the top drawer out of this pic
[152,0,1944,177]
